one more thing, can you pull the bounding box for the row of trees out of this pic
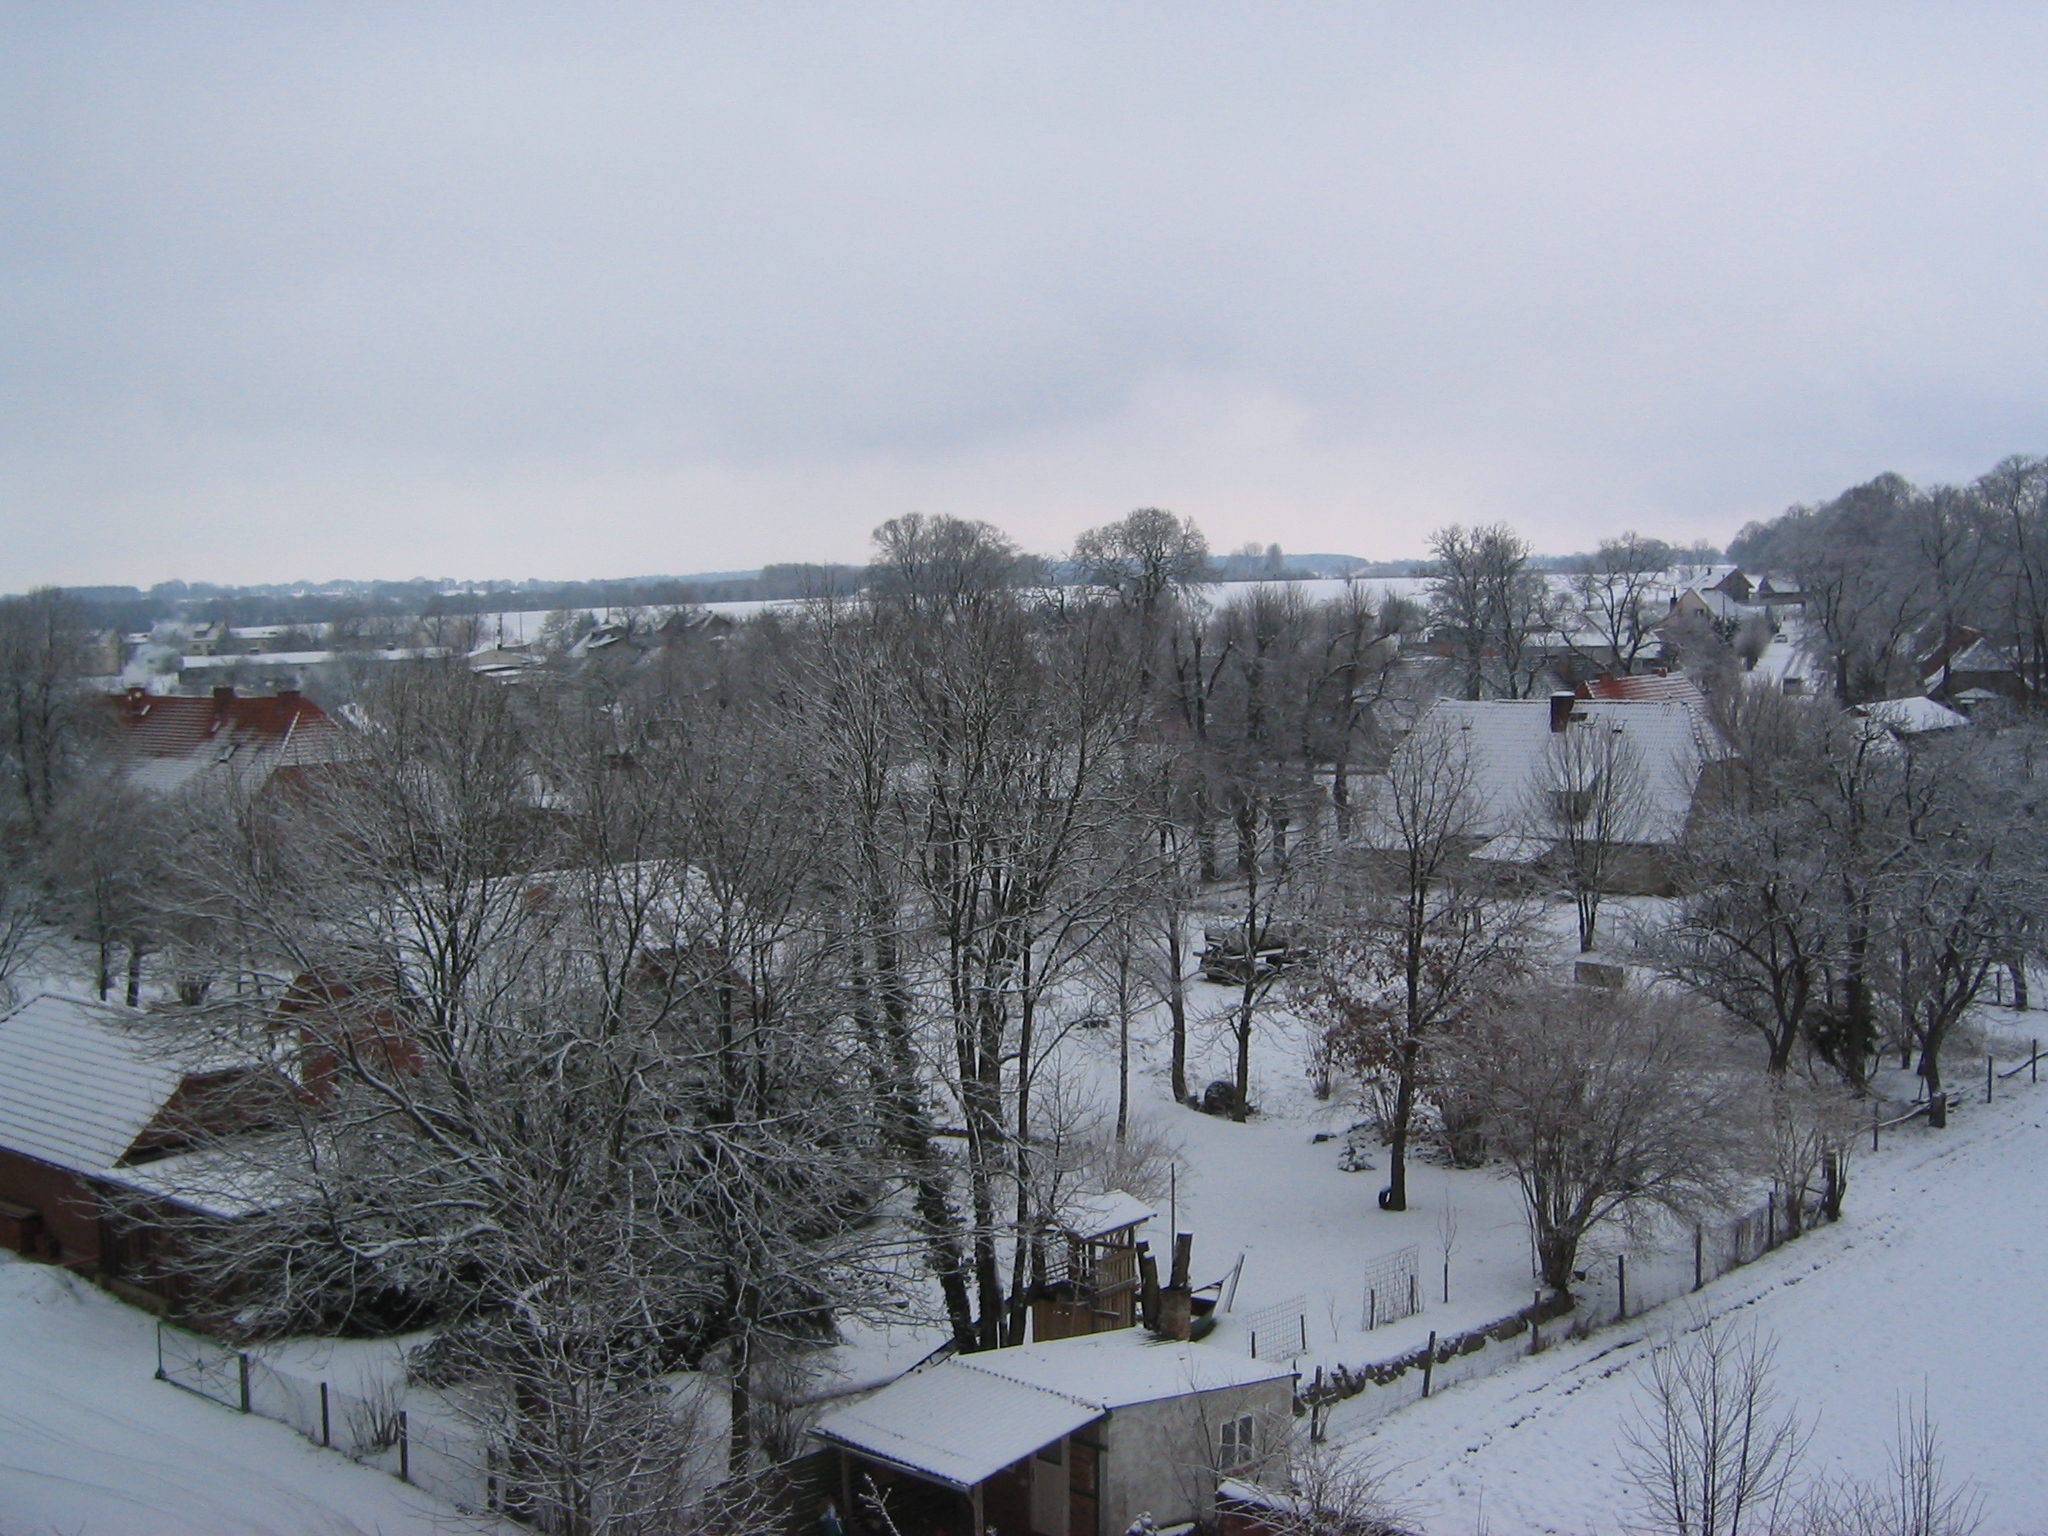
[1731,454,2048,704]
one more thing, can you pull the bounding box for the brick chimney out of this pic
[124,685,147,717]
[1549,691,1576,733]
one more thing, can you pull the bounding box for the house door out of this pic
[1068,1434,1101,1536]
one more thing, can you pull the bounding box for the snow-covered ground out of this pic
[1338,1028,2048,1533]
[0,1259,484,1536]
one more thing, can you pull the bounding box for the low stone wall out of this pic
[1298,1291,1578,1439]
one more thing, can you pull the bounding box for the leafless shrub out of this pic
[1764,1078,1860,1234]
[1619,1315,1809,1536]
[1796,1391,1983,1536]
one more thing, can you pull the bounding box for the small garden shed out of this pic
[812,1328,1296,1536]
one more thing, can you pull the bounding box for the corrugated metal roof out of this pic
[0,995,182,1176]
[958,1330,1295,1410]
[813,1359,1103,1489]
[813,1330,1296,1489]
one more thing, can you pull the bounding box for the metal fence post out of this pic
[1872,1102,1880,1152]
[1987,1054,1995,1104]
[155,1323,165,1382]
[1617,1253,1627,1319]
[1421,1331,1438,1398]
[399,1410,410,1484]
[1693,1226,1703,1292]
[320,1381,330,1448]
[237,1352,251,1414]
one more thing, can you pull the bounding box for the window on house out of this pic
[1219,1413,1256,1471]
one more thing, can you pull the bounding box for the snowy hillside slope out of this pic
[0,1260,483,1536]
[1341,1065,2048,1534]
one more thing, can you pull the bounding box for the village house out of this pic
[0,993,280,1314]
[811,1327,1298,1536]
[1383,693,1731,895]
[1914,626,2033,711]
[101,684,352,796]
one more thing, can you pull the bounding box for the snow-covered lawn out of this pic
[1338,1056,2048,1534]
[0,1259,481,1536]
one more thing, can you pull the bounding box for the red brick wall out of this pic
[0,1146,103,1263]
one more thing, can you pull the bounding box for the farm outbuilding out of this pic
[0,993,275,1310]
[811,1328,1297,1536]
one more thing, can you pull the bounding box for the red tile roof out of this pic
[1575,672,1707,707]
[102,686,350,791]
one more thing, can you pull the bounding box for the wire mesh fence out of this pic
[1242,1294,1310,1359]
[1309,1189,1828,1440]
[156,1323,244,1411]
[1359,1244,1421,1331]
[154,1323,493,1513]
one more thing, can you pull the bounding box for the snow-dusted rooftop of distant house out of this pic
[812,1329,1295,1489]
[179,647,448,670]
[0,995,185,1177]
[1937,637,2016,676]
[1854,696,1971,736]
[1578,672,1707,707]
[103,685,353,794]
[1393,697,1724,846]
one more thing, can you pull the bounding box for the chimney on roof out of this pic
[124,685,147,716]
[276,687,300,703]
[1549,691,1576,734]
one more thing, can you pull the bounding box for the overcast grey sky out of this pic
[6,3,2047,588]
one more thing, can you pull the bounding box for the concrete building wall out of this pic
[1096,1377,1295,1535]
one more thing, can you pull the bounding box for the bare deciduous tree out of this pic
[1301,712,1532,1211]
[1571,532,1675,678]
[1527,715,1653,953]
[1459,984,1756,1292]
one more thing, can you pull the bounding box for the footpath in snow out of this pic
[1338,1067,2048,1534]
[0,1257,479,1536]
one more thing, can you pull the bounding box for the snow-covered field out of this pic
[0,1259,482,1536]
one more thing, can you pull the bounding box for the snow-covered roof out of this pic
[812,1355,1104,1489]
[960,1329,1294,1409]
[1579,673,1707,707]
[0,995,183,1177]
[812,1330,1295,1489]
[99,1135,304,1219]
[1397,698,1722,845]
[1945,638,2014,674]
[1059,1189,1154,1240]
[1855,696,1970,736]
[104,687,354,795]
